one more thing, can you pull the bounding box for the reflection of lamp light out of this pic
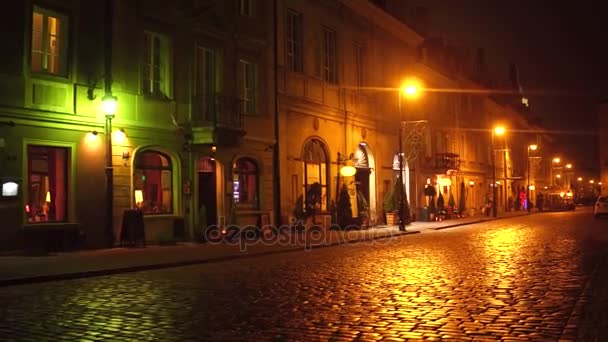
[134,190,143,206]
[45,191,51,202]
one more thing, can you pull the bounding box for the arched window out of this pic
[134,150,173,214]
[302,139,329,211]
[233,157,258,207]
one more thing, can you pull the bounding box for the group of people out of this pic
[482,192,545,216]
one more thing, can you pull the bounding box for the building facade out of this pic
[0,0,536,251]
[0,0,275,250]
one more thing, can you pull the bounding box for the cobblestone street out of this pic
[1,209,607,341]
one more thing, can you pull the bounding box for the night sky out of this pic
[401,0,607,173]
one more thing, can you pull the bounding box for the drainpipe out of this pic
[104,0,115,247]
[272,0,281,226]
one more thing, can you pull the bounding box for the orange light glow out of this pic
[113,129,127,145]
[494,126,505,135]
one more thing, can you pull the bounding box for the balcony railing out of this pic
[192,93,244,130]
[433,152,461,171]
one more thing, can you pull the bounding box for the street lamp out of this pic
[527,144,538,212]
[103,93,117,247]
[491,126,505,218]
[551,157,561,186]
[397,80,422,231]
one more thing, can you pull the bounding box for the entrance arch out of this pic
[355,142,377,223]
[196,157,223,232]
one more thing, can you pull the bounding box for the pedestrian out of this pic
[536,193,544,212]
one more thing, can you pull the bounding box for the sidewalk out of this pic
[0,211,532,287]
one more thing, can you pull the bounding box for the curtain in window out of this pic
[134,151,173,214]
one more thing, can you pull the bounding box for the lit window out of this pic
[302,139,329,211]
[31,6,68,75]
[134,151,173,214]
[322,27,337,84]
[286,9,303,72]
[239,59,257,115]
[27,146,68,222]
[195,46,221,122]
[233,158,258,207]
[143,31,172,98]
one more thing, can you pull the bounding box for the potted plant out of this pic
[383,187,397,225]
[447,191,456,218]
[424,184,437,222]
[429,194,436,221]
[437,192,447,221]
[337,184,353,230]
[357,191,370,229]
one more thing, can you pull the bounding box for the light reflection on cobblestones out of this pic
[0,211,606,340]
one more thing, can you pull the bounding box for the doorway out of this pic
[197,157,217,227]
[355,168,371,215]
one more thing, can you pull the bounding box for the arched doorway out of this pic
[197,157,218,228]
[354,142,376,222]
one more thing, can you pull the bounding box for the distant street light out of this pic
[527,144,538,212]
[491,126,505,218]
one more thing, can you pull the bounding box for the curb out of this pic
[0,213,533,287]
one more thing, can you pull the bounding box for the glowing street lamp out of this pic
[553,157,561,164]
[566,163,572,169]
[491,126,506,218]
[396,79,424,231]
[527,144,538,212]
[578,177,583,182]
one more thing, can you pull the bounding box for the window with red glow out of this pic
[27,146,68,223]
[233,158,258,208]
[134,150,173,214]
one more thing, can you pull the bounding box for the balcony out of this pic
[424,153,460,173]
[190,93,246,147]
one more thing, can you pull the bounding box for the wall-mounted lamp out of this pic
[113,128,127,144]
[468,180,475,187]
[86,131,99,142]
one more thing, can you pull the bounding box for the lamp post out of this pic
[103,0,116,247]
[491,126,505,218]
[551,157,560,187]
[527,144,538,212]
[396,81,420,231]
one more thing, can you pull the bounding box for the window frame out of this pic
[286,9,303,73]
[134,150,174,215]
[232,157,259,208]
[195,45,222,122]
[30,5,69,77]
[322,26,337,84]
[302,139,329,212]
[142,30,173,99]
[354,42,365,87]
[239,0,254,17]
[25,144,71,223]
[238,59,258,115]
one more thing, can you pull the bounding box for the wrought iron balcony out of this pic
[190,93,246,146]
[192,93,245,129]
[433,152,461,171]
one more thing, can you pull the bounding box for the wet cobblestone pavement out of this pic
[1,210,607,341]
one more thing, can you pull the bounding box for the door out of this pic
[198,158,217,227]
[355,168,371,217]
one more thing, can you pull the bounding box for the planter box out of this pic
[386,212,399,225]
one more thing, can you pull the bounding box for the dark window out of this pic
[286,9,303,72]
